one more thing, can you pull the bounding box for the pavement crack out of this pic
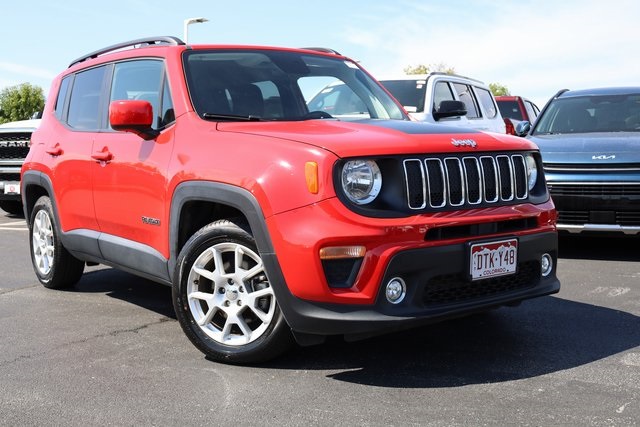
[0,317,175,368]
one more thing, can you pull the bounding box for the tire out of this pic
[29,196,84,289]
[173,219,293,364]
[0,200,24,216]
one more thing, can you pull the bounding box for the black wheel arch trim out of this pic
[169,181,300,330]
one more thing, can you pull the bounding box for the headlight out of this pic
[525,154,538,191]
[341,160,382,205]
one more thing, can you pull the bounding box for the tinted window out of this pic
[110,60,165,129]
[452,83,479,118]
[67,66,107,130]
[533,93,640,135]
[497,100,523,120]
[55,76,71,120]
[379,79,427,113]
[475,87,497,118]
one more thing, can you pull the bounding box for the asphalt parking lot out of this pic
[0,212,638,426]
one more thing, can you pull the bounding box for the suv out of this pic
[0,118,40,215]
[377,74,506,133]
[22,37,559,364]
[520,87,640,235]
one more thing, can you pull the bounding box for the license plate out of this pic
[3,182,20,195]
[470,238,518,281]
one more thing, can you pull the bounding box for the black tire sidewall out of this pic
[29,196,83,289]
[173,220,291,364]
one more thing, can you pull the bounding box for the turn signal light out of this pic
[305,161,318,194]
[319,246,366,260]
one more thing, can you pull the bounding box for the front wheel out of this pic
[173,219,292,364]
[29,196,84,289]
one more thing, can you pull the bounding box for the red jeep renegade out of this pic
[22,37,560,364]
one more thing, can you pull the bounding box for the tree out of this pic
[489,82,510,96]
[404,63,456,75]
[0,83,45,124]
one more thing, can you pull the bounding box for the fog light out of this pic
[385,277,406,304]
[541,253,553,277]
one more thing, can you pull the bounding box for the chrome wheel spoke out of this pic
[186,240,276,347]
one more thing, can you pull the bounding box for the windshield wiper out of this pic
[202,113,263,122]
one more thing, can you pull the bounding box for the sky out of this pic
[1,0,638,108]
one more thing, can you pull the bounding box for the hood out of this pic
[529,132,640,164]
[217,119,536,157]
[0,118,41,131]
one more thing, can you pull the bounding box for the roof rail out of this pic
[69,36,185,68]
[552,88,570,99]
[300,47,342,56]
[429,71,484,84]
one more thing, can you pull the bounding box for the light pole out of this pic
[183,17,209,43]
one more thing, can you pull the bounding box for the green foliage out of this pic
[489,82,510,96]
[404,63,456,75]
[0,83,45,124]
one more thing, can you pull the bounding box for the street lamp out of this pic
[183,17,209,43]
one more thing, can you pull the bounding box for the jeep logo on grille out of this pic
[451,138,477,148]
[0,140,30,148]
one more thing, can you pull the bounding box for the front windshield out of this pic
[183,49,407,122]
[377,79,427,113]
[533,93,640,135]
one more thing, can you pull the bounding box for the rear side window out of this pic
[67,66,107,130]
[54,76,71,120]
[452,82,480,118]
[475,87,498,118]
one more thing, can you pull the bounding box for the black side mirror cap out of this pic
[433,100,467,120]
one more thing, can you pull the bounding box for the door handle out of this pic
[92,147,113,162]
[45,144,63,156]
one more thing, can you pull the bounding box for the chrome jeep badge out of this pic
[451,138,477,148]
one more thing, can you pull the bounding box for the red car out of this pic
[496,96,541,135]
[22,37,560,364]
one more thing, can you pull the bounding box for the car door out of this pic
[91,59,175,261]
[48,67,107,232]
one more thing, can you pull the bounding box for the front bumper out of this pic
[546,169,640,235]
[264,197,559,338]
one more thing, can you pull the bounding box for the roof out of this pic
[559,87,640,98]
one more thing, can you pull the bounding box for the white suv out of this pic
[378,73,506,133]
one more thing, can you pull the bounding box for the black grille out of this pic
[422,261,539,306]
[549,184,640,197]
[0,172,20,181]
[0,132,31,160]
[558,210,640,226]
[403,154,529,210]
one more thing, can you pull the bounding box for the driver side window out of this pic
[110,60,169,129]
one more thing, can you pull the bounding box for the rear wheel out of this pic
[29,196,84,289]
[173,219,292,364]
[0,200,24,216]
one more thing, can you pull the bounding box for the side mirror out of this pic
[515,120,531,137]
[109,100,158,140]
[433,100,467,121]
